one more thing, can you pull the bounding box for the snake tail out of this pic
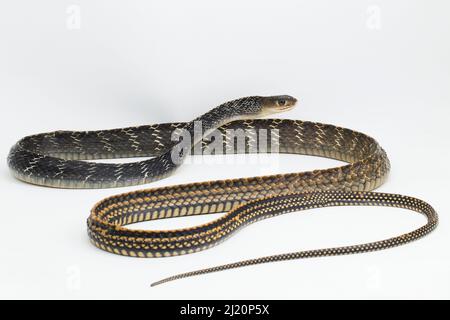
[151,191,437,286]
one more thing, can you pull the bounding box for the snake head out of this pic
[260,95,297,116]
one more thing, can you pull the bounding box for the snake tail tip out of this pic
[150,279,168,287]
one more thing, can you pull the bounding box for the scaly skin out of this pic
[7,96,437,286]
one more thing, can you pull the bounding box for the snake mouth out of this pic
[276,104,296,111]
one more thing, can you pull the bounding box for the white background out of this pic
[1,0,449,299]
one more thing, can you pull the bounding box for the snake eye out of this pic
[277,100,286,106]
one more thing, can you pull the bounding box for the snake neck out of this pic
[167,97,263,165]
[184,96,264,145]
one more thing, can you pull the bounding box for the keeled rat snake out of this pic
[7,96,437,286]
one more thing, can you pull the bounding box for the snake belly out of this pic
[7,96,437,286]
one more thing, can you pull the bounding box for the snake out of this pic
[7,95,438,286]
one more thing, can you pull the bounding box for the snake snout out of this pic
[261,95,298,115]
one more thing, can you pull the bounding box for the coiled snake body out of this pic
[7,96,438,286]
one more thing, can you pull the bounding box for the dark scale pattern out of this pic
[7,97,264,188]
[7,96,436,285]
